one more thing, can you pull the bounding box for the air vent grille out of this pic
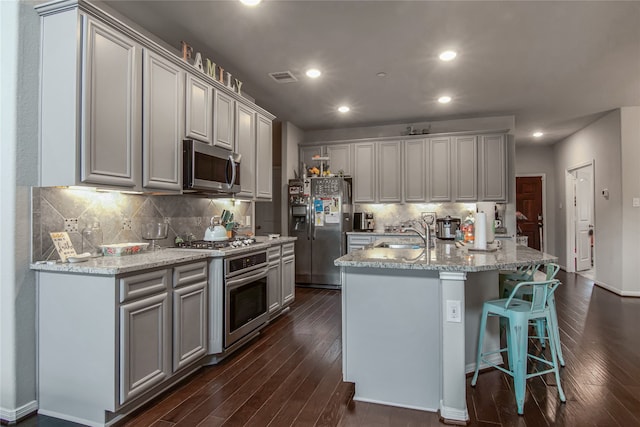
[268,71,298,83]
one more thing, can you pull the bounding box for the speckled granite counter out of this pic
[30,236,296,276]
[335,238,556,271]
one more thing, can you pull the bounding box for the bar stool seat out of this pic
[502,263,564,366]
[471,278,566,415]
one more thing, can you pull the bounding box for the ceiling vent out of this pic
[268,71,298,83]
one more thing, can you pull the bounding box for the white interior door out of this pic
[574,166,593,271]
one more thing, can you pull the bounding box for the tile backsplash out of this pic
[32,187,252,261]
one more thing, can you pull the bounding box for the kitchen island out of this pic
[334,239,556,424]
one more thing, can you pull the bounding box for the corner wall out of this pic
[553,110,623,292]
[280,122,304,235]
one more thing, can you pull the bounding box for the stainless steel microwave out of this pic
[183,139,241,194]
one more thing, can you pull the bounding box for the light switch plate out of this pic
[446,300,462,323]
[633,198,640,208]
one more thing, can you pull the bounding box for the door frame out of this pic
[515,173,547,253]
[565,160,595,273]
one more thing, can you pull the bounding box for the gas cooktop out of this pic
[174,237,258,250]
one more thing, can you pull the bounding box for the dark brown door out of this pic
[516,176,543,250]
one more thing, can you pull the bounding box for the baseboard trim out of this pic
[0,400,38,424]
[595,281,640,297]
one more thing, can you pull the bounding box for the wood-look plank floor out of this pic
[14,270,640,426]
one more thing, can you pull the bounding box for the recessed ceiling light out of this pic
[438,96,452,104]
[305,68,321,78]
[239,0,261,6]
[533,131,544,138]
[376,72,387,78]
[439,50,457,61]
[338,106,350,113]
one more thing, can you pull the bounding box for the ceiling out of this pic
[103,0,640,145]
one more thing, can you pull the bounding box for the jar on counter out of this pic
[82,221,103,256]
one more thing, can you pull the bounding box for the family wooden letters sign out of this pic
[181,41,244,95]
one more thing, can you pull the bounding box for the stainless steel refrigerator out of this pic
[288,177,352,288]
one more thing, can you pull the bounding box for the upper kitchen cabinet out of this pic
[235,103,257,198]
[353,142,377,203]
[143,50,184,192]
[39,9,142,190]
[452,135,478,202]
[213,90,235,150]
[255,114,273,200]
[428,137,452,202]
[185,74,213,144]
[479,134,507,201]
[404,139,428,202]
[377,141,402,203]
[300,145,324,173]
[325,144,353,177]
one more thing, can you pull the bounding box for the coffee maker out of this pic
[354,212,375,231]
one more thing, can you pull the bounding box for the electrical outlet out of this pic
[446,300,462,323]
[122,218,132,231]
[163,217,171,224]
[64,218,79,233]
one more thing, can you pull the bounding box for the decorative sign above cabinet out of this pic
[181,41,244,95]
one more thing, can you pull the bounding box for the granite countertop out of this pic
[335,238,556,272]
[347,231,407,236]
[31,236,296,276]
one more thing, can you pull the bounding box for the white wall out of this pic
[515,144,557,256]
[620,107,640,296]
[304,115,515,143]
[280,122,304,235]
[0,0,40,421]
[553,110,624,292]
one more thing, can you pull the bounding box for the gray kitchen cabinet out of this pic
[404,139,428,202]
[479,134,507,201]
[429,137,452,202]
[347,234,374,253]
[236,103,257,198]
[172,261,208,372]
[119,269,171,404]
[185,74,213,144]
[214,90,235,150]
[453,136,478,201]
[353,142,377,203]
[326,144,353,176]
[281,243,296,307]
[143,50,183,192]
[378,141,403,203]
[255,114,273,200]
[267,245,282,316]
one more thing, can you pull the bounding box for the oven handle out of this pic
[226,266,268,289]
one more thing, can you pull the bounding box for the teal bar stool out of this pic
[503,263,564,366]
[471,278,566,415]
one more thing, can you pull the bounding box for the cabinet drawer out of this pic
[349,236,373,245]
[282,243,295,257]
[119,269,170,303]
[173,261,208,288]
[268,246,281,262]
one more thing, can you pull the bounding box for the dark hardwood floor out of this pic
[15,270,640,426]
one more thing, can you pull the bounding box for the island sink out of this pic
[376,242,424,249]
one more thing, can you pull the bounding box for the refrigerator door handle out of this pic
[308,202,313,240]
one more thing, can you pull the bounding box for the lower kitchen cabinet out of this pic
[267,242,295,318]
[37,260,208,426]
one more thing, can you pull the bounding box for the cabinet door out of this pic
[173,281,207,372]
[120,292,171,404]
[479,134,507,201]
[236,103,256,198]
[214,90,235,150]
[281,255,295,306]
[347,235,373,253]
[453,136,477,201]
[353,143,377,203]
[404,139,427,202]
[185,74,212,144]
[326,144,352,176]
[378,141,402,203]
[429,137,451,202]
[267,261,282,316]
[256,114,273,200]
[82,16,141,188]
[143,50,183,191]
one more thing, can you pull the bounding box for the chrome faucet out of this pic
[402,222,434,249]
